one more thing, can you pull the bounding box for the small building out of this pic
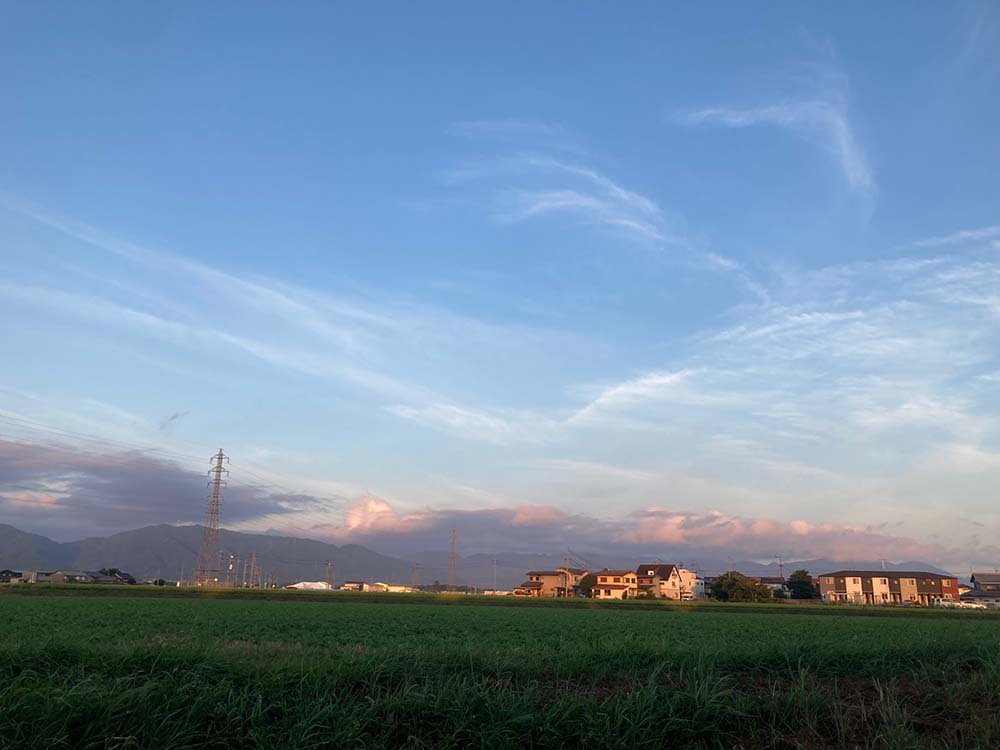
[512,580,543,596]
[369,582,417,593]
[970,572,1000,592]
[818,571,960,605]
[0,569,21,583]
[961,572,1000,608]
[514,567,588,597]
[285,581,333,591]
[593,569,638,599]
[757,576,788,596]
[339,581,367,591]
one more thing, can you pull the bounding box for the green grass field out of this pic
[3,588,1000,749]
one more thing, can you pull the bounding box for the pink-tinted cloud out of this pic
[0,438,967,567]
[508,505,567,526]
[312,493,433,538]
[617,508,948,561]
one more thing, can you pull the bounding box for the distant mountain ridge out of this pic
[0,524,956,587]
[0,524,413,585]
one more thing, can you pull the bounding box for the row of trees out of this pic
[710,569,818,602]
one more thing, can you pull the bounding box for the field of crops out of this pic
[3,590,1000,749]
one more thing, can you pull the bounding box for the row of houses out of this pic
[2,569,136,585]
[817,570,1000,608]
[514,564,703,600]
[511,564,1000,608]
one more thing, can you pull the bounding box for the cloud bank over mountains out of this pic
[2,437,991,570]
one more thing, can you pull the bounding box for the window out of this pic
[853,578,860,585]
[614,577,621,583]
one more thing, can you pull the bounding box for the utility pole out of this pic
[326,560,334,589]
[775,554,784,580]
[195,449,228,586]
[492,558,497,593]
[447,528,457,592]
[240,558,249,588]
[249,551,257,589]
[562,550,571,597]
[410,562,420,589]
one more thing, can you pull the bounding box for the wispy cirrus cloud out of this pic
[672,63,874,196]
[386,402,555,445]
[446,122,681,247]
[910,224,1000,248]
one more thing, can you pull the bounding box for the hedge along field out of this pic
[3,594,1000,749]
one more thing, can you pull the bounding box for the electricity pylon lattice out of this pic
[195,449,229,586]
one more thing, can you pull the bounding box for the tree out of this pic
[710,572,774,602]
[787,569,818,599]
[577,573,597,598]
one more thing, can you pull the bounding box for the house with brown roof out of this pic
[593,569,638,599]
[514,567,588,597]
[818,570,959,606]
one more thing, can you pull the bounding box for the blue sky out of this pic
[1,4,999,567]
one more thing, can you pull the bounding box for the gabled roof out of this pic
[637,564,677,578]
[820,570,956,579]
[516,580,543,588]
[597,569,635,577]
[525,570,561,577]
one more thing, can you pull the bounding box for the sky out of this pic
[1,4,999,570]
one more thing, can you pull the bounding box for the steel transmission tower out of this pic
[447,528,457,592]
[194,449,229,586]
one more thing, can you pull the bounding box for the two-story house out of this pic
[635,564,698,600]
[514,567,588,597]
[593,569,639,599]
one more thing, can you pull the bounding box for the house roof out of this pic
[820,570,956,580]
[597,584,631,590]
[516,581,543,589]
[637,564,677,578]
[557,567,587,576]
[598,569,635,577]
[525,570,562,577]
[971,572,1000,583]
[758,576,786,585]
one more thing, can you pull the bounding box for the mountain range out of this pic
[0,523,954,587]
